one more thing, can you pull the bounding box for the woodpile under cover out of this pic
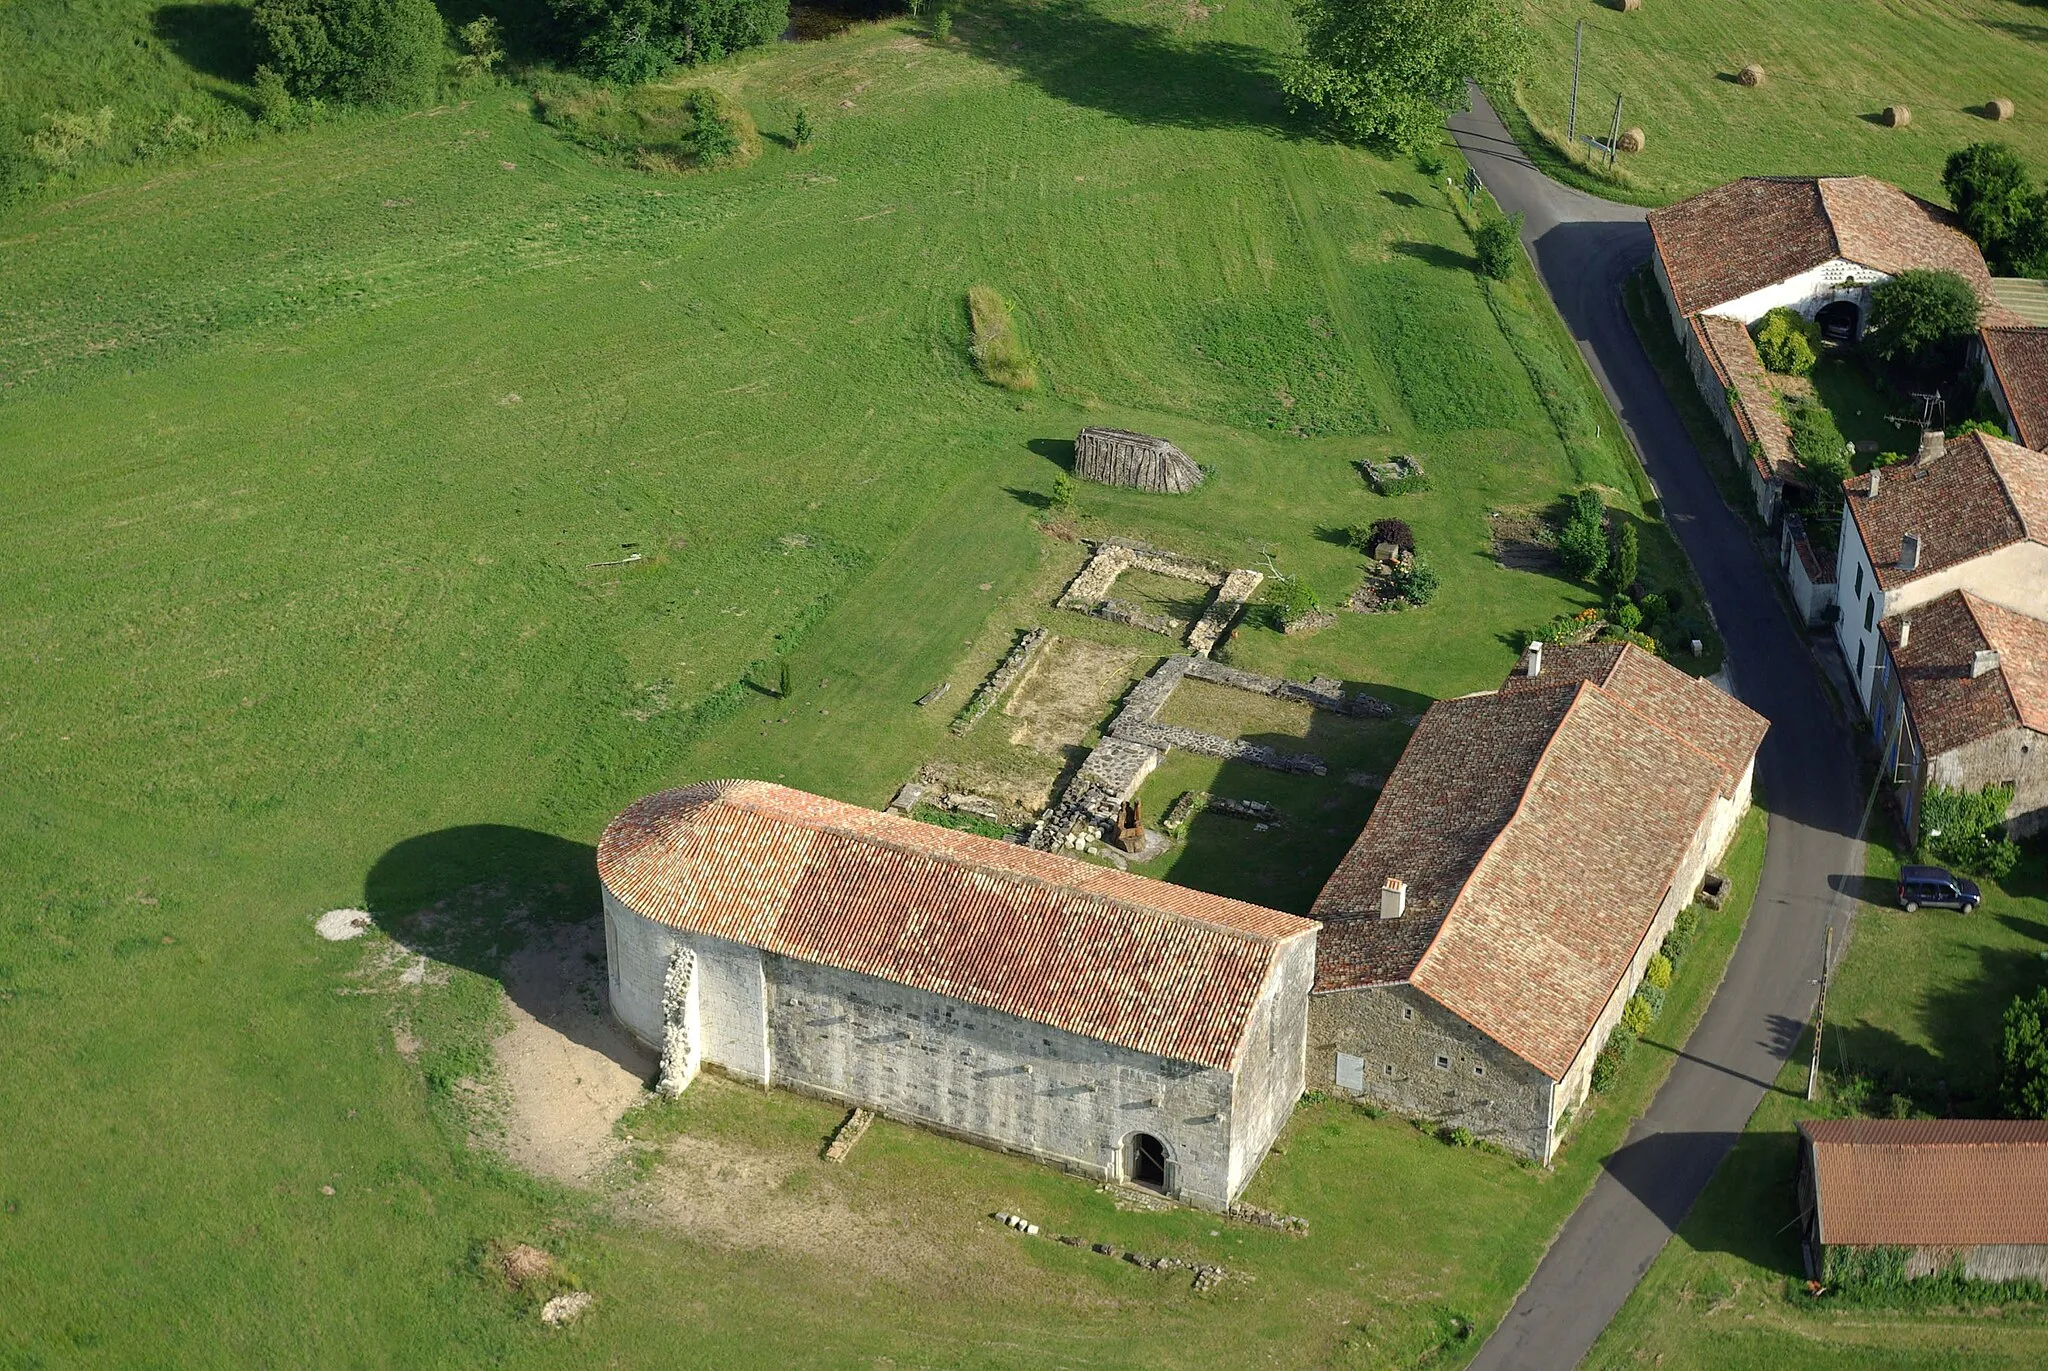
[1074,427,1204,494]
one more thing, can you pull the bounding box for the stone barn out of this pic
[597,780,1318,1209]
[1799,1119,2048,1285]
[1073,427,1203,494]
[1304,643,1765,1161]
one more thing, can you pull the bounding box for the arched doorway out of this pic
[1125,1132,1169,1191]
[1816,299,1860,344]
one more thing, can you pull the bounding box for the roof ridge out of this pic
[1957,591,2025,724]
[1813,177,1846,261]
[1592,650,1744,788]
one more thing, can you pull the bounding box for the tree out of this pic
[1943,142,2048,277]
[548,0,789,82]
[2002,987,2048,1119]
[1867,268,1980,367]
[455,16,505,82]
[685,88,741,164]
[1754,307,1818,377]
[792,104,814,149]
[252,0,445,106]
[1473,210,1523,281]
[1604,521,1638,597]
[1556,489,1607,582]
[1283,0,1527,152]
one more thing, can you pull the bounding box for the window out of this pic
[1434,1054,1452,1071]
[1864,596,1875,632]
[1401,1005,1415,1022]
[1857,641,1866,680]
[1473,1064,1487,1078]
[1854,563,1863,598]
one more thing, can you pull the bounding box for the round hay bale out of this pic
[1618,127,1646,153]
[1987,97,2016,122]
[1738,63,1765,87]
[1615,0,1640,11]
[1883,104,1912,128]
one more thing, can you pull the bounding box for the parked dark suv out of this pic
[1897,865,1982,912]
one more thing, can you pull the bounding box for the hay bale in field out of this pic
[1882,104,1912,128]
[1738,64,1765,87]
[1618,127,1646,153]
[1987,97,2016,122]
[1615,0,1639,11]
[1073,428,1203,494]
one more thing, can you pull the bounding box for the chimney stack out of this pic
[1972,648,2001,679]
[1868,468,1881,497]
[1899,534,1921,573]
[1917,428,1945,466]
[1897,619,1912,651]
[1523,641,1543,678]
[1380,877,1407,921]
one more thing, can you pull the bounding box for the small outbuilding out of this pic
[1798,1119,2048,1284]
[1073,427,1203,494]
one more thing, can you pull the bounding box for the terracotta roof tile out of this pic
[1984,327,2048,449]
[597,781,1315,1070]
[1802,1119,2048,1246]
[1693,314,1797,483]
[1845,431,2048,590]
[1313,651,1764,1078]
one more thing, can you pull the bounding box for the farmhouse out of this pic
[1648,175,2045,523]
[1868,590,2048,836]
[1798,1119,2048,1285]
[597,780,1318,1209]
[1305,643,1765,1161]
[1832,429,2048,721]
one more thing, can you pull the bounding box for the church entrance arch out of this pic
[1124,1132,1170,1191]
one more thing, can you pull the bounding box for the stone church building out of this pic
[597,780,1319,1210]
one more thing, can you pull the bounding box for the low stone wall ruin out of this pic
[953,627,1049,735]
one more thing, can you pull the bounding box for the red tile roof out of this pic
[1983,326,2048,451]
[1651,176,2024,323]
[1693,314,1797,484]
[597,781,1316,1070]
[1802,1119,2048,1247]
[1844,431,2048,591]
[1313,647,1765,1079]
[1886,591,2048,754]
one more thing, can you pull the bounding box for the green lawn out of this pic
[4,2,1734,1364]
[1510,0,2048,206]
[1585,842,2048,1369]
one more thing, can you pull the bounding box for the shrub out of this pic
[1366,517,1415,553]
[1637,981,1666,1016]
[684,87,743,165]
[1282,0,1527,152]
[1263,575,1322,628]
[28,107,115,167]
[1867,268,1981,366]
[1604,521,1638,596]
[2002,988,2048,1119]
[1048,473,1075,512]
[1636,592,1667,627]
[1604,1024,1637,1061]
[1645,953,1672,991]
[252,0,445,106]
[455,16,504,82]
[1620,993,1654,1036]
[1389,556,1439,606]
[1473,211,1524,281]
[1590,1050,1622,1092]
[1943,142,2048,278]
[931,6,952,40]
[1921,784,2020,879]
[1436,1123,1476,1147]
[1414,148,1447,178]
[1662,906,1701,965]
[1753,307,1819,376]
[792,105,814,148]
[1556,491,1608,582]
[1785,398,1851,506]
[966,286,1038,391]
[1611,601,1643,632]
[549,0,789,83]
[252,66,297,127]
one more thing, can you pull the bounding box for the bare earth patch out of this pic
[1489,508,1560,572]
[1004,636,1145,754]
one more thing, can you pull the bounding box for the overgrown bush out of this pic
[1473,211,1523,281]
[1263,575,1322,628]
[1785,398,1851,506]
[253,66,297,127]
[549,0,789,83]
[1921,784,2019,879]
[1645,952,1672,990]
[252,0,445,106]
[1556,490,1608,582]
[1754,306,1819,376]
[1823,1243,2048,1306]
[1620,993,1654,1036]
[2001,988,2048,1120]
[966,286,1038,391]
[684,88,743,165]
[1387,556,1439,606]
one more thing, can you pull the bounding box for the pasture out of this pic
[1513,0,2048,205]
[5,1,1724,1364]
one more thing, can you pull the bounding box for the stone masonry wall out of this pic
[1227,935,1316,1197]
[605,889,772,1083]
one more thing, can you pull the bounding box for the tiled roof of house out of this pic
[1312,649,1764,1079]
[1802,1119,2048,1247]
[1499,642,1768,797]
[596,781,1316,1071]
[1844,431,2048,591]
[1885,591,2048,754]
[1650,175,2023,322]
[1982,326,2048,450]
[1693,313,1798,484]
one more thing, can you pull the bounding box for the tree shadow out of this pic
[958,0,1296,135]
[1380,189,1425,210]
[363,824,653,1078]
[1006,485,1054,510]
[1027,436,1076,469]
[1391,240,1474,272]
[151,4,257,83]
[1979,20,2048,45]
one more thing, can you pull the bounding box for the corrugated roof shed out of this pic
[1803,1118,2048,1247]
[597,781,1316,1071]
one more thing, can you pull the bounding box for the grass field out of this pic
[4,2,1736,1364]
[1511,0,2048,206]
[1584,842,2048,1369]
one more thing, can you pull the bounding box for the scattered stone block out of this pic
[823,1107,875,1162]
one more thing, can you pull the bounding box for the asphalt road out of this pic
[1447,93,1870,1371]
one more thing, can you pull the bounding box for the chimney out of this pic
[1972,648,2001,679]
[1523,641,1543,678]
[1899,534,1921,573]
[1917,428,1945,466]
[1897,619,1912,651]
[1380,877,1407,921]
[1868,468,1880,497]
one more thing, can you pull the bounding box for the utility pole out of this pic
[1569,20,1583,143]
[1605,93,1624,169]
[1807,924,1834,1102]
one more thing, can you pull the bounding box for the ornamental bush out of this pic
[1754,307,1819,376]
[1620,993,1654,1036]
[1637,981,1666,1017]
[1388,555,1439,606]
[1661,906,1701,965]
[1557,490,1608,582]
[1645,953,1673,990]
[252,0,445,106]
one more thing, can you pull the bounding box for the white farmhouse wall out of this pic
[1712,259,1887,326]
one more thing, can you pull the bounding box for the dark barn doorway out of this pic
[1816,299,1860,344]
[1126,1132,1168,1190]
